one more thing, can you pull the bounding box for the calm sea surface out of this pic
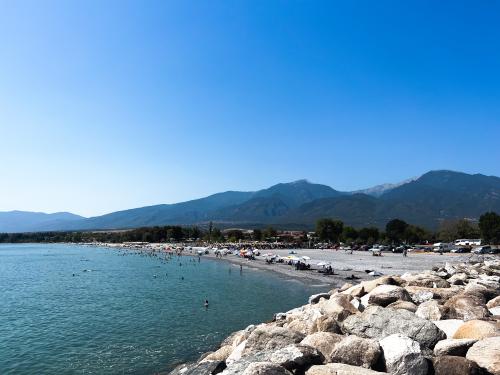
[0,244,321,374]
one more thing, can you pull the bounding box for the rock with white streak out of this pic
[416,300,443,321]
[379,334,428,375]
[342,306,445,348]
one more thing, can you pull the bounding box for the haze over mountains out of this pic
[2,170,500,233]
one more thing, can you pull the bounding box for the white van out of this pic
[454,239,481,247]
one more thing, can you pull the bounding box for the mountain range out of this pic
[2,170,500,233]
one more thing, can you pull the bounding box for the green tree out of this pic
[358,227,380,244]
[315,218,344,243]
[208,221,214,242]
[263,226,277,240]
[404,225,429,244]
[211,228,223,242]
[479,212,500,244]
[252,229,263,241]
[226,229,244,242]
[439,219,480,242]
[386,219,409,243]
[341,226,358,243]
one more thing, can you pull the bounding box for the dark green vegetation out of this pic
[2,212,499,245]
[479,212,500,244]
[2,170,500,232]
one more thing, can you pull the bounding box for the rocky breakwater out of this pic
[170,259,500,375]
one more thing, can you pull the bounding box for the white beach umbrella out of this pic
[301,256,311,260]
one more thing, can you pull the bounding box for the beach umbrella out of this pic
[301,256,311,260]
[316,261,329,267]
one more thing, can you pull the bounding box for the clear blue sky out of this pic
[1,1,499,217]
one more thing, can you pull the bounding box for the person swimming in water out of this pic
[204,299,209,308]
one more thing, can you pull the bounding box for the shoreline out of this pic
[170,256,500,375]
[87,242,476,289]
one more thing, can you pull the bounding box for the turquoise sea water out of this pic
[0,244,321,374]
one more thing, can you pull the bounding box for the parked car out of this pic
[451,247,471,253]
[393,245,408,253]
[369,245,384,255]
[472,246,491,254]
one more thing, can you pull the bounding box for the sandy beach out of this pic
[181,247,475,288]
[97,243,479,288]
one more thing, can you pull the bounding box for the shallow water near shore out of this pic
[0,244,322,374]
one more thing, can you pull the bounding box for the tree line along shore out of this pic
[1,212,499,247]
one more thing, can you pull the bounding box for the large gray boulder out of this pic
[310,315,341,334]
[448,273,468,286]
[306,363,385,374]
[222,352,274,374]
[379,334,428,375]
[300,332,344,359]
[242,362,292,375]
[406,286,460,302]
[403,273,450,288]
[386,300,417,313]
[342,306,445,348]
[366,285,412,307]
[443,294,490,321]
[171,360,226,375]
[269,344,324,371]
[319,294,359,322]
[284,305,324,335]
[433,339,477,357]
[466,336,500,375]
[243,326,305,355]
[329,335,381,369]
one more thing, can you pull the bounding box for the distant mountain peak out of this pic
[354,176,418,197]
[289,179,310,184]
[3,170,500,232]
